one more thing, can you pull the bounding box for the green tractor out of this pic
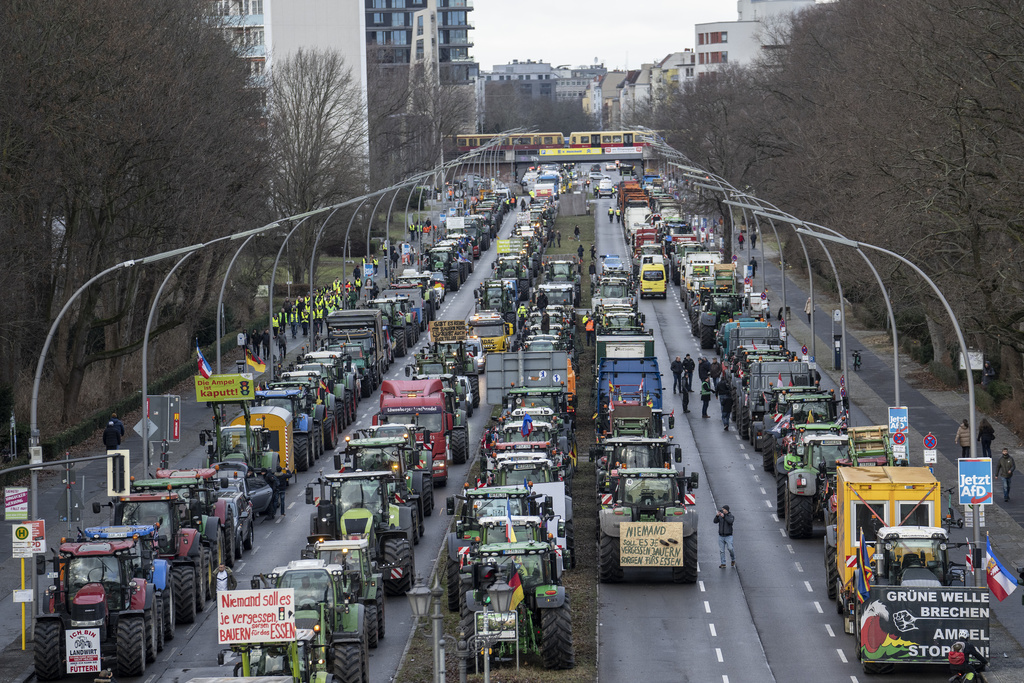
[367,297,413,357]
[776,429,847,539]
[305,471,417,595]
[597,468,699,584]
[591,435,682,508]
[760,387,841,474]
[305,538,386,647]
[250,558,371,683]
[459,541,575,671]
[221,628,338,683]
[338,435,434,520]
[296,350,362,430]
[696,292,745,349]
[429,340,480,408]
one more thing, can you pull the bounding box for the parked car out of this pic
[465,338,486,374]
[218,463,275,517]
[217,488,255,558]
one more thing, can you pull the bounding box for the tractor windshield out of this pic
[808,440,849,469]
[250,642,294,676]
[418,362,445,375]
[66,555,123,609]
[471,323,506,338]
[259,397,298,413]
[599,282,628,298]
[472,497,528,518]
[551,263,572,279]
[353,447,401,471]
[218,428,253,459]
[790,401,835,424]
[881,538,951,586]
[610,444,662,469]
[120,501,174,551]
[709,296,740,314]
[279,569,333,610]
[333,480,384,517]
[621,477,676,506]
[496,465,554,484]
[493,554,549,591]
[511,394,559,412]
[503,426,550,443]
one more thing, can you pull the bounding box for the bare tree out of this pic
[0,0,270,426]
[268,47,369,284]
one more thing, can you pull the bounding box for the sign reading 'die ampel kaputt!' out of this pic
[217,589,296,644]
[619,522,684,567]
[194,373,255,403]
[859,587,989,667]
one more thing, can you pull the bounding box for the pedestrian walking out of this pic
[954,419,972,457]
[216,564,237,592]
[102,414,123,450]
[262,468,280,518]
[681,382,690,413]
[996,448,1016,502]
[804,297,813,323]
[718,383,734,431]
[738,232,745,247]
[977,418,995,459]
[556,230,562,247]
[982,361,996,388]
[682,354,695,392]
[750,256,758,278]
[277,332,286,362]
[751,232,757,249]
[591,244,597,260]
[577,244,584,261]
[700,378,713,418]
[262,329,271,361]
[273,466,289,514]
[588,261,597,291]
[716,506,735,568]
[574,225,581,241]
[585,316,595,347]
[536,291,549,311]
[670,356,684,394]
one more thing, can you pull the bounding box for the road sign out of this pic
[217,588,296,644]
[760,291,768,300]
[887,406,909,434]
[13,520,45,558]
[958,458,993,506]
[893,444,907,455]
[744,277,751,285]
[893,432,907,446]
[133,418,158,439]
[146,395,182,443]
[66,628,102,674]
[4,487,28,521]
[801,345,808,356]
[12,589,33,603]
[923,449,938,464]
[923,433,937,450]
[107,450,130,496]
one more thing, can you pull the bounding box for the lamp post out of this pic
[477,578,515,683]
[796,227,983,583]
[407,575,445,683]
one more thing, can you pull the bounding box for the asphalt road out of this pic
[590,186,945,682]
[0,202,521,682]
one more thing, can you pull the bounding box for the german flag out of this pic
[245,349,266,373]
[508,563,524,611]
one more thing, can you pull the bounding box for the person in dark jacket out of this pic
[536,291,549,311]
[262,468,280,519]
[718,383,734,431]
[540,312,550,334]
[716,505,735,568]
[697,357,711,385]
[977,419,995,459]
[700,378,713,418]
[102,418,122,450]
[682,354,695,392]
[670,356,684,394]
[709,357,723,389]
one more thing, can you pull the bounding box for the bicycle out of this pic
[852,349,862,371]
[943,486,965,529]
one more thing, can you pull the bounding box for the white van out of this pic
[598,178,615,198]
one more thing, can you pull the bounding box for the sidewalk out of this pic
[0,265,398,680]
[754,237,1024,680]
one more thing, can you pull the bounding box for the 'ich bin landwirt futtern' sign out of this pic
[217,588,296,644]
[65,628,101,674]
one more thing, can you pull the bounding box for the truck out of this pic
[825,467,983,675]
[485,349,572,407]
[597,468,699,584]
[325,309,388,392]
[595,357,667,436]
[468,311,515,353]
[717,319,779,359]
[737,360,815,450]
[378,378,467,468]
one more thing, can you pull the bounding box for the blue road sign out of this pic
[887,406,909,434]
[958,458,993,506]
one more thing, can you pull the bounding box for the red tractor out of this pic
[376,378,467,480]
[34,536,161,680]
[93,492,208,625]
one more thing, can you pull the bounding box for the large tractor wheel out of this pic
[700,324,715,350]
[540,596,575,670]
[332,641,368,683]
[172,565,197,624]
[376,591,386,641]
[294,434,310,472]
[365,601,380,649]
[450,429,468,465]
[224,511,236,567]
[162,581,176,639]
[145,608,158,663]
[825,541,839,601]
[672,533,699,584]
[776,475,787,518]
[323,414,336,451]
[761,436,776,473]
[381,537,413,595]
[446,557,461,612]
[469,375,480,408]
[786,491,814,539]
[421,475,434,517]
[565,520,576,569]
[154,599,165,652]
[360,377,372,398]
[33,620,63,681]
[598,530,623,583]
[395,330,407,358]
[116,615,147,677]
[739,411,750,439]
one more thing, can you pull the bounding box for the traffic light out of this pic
[107,450,130,496]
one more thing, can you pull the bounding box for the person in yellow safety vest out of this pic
[517,304,528,333]
[373,258,379,274]
[272,313,280,337]
[615,208,621,223]
[355,277,361,290]
[608,206,614,220]
[289,308,298,339]
[300,307,309,336]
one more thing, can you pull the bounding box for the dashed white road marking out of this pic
[704,601,712,613]
[699,581,706,592]
[709,623,717,637]
[716,648,724,663]
[837,649,848,663]
[764,500,772,508]
[814,601,823,614]
[748,463,755,470]
[795,562,804,573]
[825,624,835,637]
[771,513,779,523]
[804,581,814,592]
[786,544,794,554]
[287,501,296,509]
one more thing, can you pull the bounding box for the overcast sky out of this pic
[471,0,739,72]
